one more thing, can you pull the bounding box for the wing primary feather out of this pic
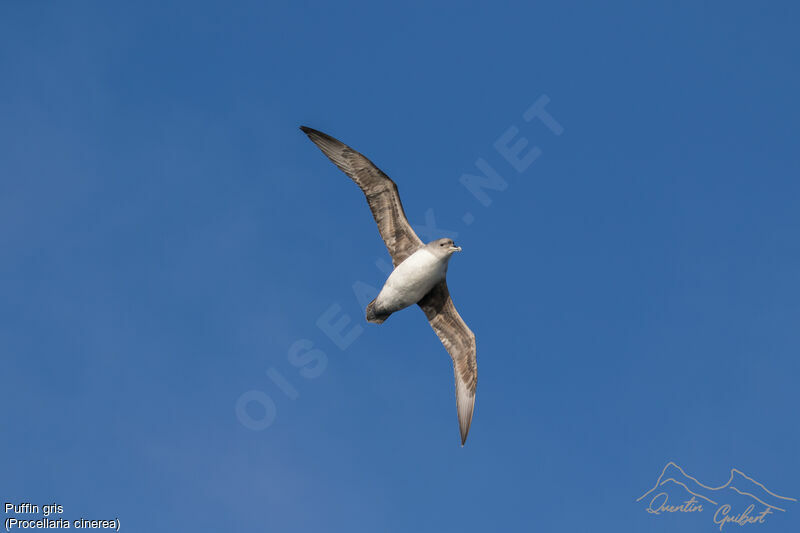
[418,281,477,445]
[300,126,423,265]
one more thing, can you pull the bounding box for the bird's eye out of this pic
[440,243,445,246]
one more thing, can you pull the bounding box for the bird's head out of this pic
[428,238,462,258]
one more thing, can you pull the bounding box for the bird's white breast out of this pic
[375,249,447,312]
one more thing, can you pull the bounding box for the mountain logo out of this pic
[637,462,796,530]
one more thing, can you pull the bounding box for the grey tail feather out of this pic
[366,299,391,324]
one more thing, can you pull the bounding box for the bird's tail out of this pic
[366,299,391,324]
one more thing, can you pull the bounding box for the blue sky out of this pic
[2,2,799,532]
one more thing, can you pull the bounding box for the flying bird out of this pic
[300,126,477,445]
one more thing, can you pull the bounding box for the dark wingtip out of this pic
[299,126,339,145]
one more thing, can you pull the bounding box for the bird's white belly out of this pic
[375,249,446,312]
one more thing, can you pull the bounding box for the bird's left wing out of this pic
[418,281,477,446]
[300,126,423,266]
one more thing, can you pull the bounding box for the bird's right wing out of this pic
[418,281,477,446]
[300,126,423,266]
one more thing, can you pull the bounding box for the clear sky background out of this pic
[2,2,799,532]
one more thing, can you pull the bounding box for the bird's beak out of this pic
[450,246,462,252]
